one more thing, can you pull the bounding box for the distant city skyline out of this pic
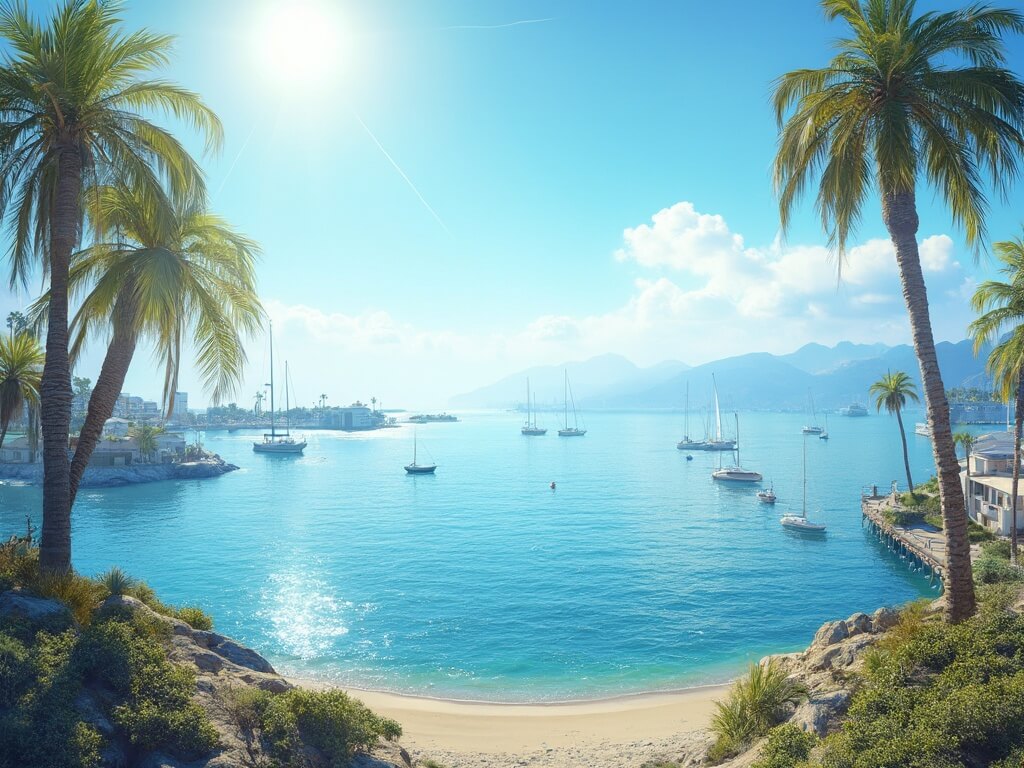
[1,0,1022,408]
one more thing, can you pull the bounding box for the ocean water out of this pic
[0,409,966,701]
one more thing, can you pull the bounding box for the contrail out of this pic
[215,120,260,200]
[439,17,554,30]
[353,111,451,235]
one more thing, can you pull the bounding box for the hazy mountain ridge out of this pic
[452,340,994,410]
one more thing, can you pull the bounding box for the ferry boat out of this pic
[839,402,868,417]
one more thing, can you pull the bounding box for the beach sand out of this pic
[292,679,727,767]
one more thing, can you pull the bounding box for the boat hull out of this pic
[678,440,735,451]
[780,516,827,533]
[558,429,587,437]
[404,464,437,474]
[521,427,547,436]
[712,468,763,482]
[253,440,306,454]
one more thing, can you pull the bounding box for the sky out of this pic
[1,0,1023,410]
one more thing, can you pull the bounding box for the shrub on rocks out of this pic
[752,723,816,768]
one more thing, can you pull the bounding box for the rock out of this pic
[192,650,225,673]
[0,590,70,623]
[871,606,900,632]
[792,689,852,736]
[812,620,849,647]
[845,612,872,636]
[192,631,276,674]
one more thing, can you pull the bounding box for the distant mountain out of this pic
[455,340,993,411]
[449,354,690,409]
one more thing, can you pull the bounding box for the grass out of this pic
[709,659,807,762]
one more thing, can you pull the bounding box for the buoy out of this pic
[550,481,556,490]
[686,455,693,461]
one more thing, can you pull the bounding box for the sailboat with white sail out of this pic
[253,326,306,454]
[780,437,827,533]
[685,375,736,451]
[711,413,762,482]
[802,390,823,434]
[558,370,586,437]
[521,378,547,436]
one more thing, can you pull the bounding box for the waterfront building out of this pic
[89,437,139,466]
[0,436,35,464]
[323,404,386,431]
[960,432,1024,536]
[949,401,1013,425]
[171,391,189,423]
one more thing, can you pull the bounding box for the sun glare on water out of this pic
[250,1,348,93]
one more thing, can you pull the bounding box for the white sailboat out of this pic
[404,432,437,474]
[711,413,763,482]
[780,437,827,533]
[802,390,823,434]
[253,325,306,454]
[521,378,547,436]
[756,482,777,503]
[684,375,736,451]
[819,413,830,441]
[558,370,586,437]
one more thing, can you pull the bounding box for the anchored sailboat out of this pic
[521,378,547,436]
[253,325,306,454]
[685,375,737,451]
[404,432,437,474]
[780,438,827,533]
[558,370,586,437]
[802,390,823,434]
[711,413,762,482]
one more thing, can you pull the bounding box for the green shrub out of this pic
[0,632,32,707]
[752,724,816,768]
[97,566,137,597]
[262,688,402,765]
[710,660,807,760]
[974,552,1024,586]
[30,571,105,625]
[884,507,924,527]
[174,606,213,631]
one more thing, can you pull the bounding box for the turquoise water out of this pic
[0,410,955,701]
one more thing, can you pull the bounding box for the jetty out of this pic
[861,486,951,587]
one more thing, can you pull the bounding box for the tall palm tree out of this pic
[0,0,222,573]
[773,0,1024,622]
[32,183,262,504]
[870,371,919,496]
[0,332,43,449]
[952,431,975,483]
[968,234,1024,564]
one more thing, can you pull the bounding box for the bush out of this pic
[710,660,807,760]
[884,507,924,527]
[97,566,137,597]
[30,571,105,625]
[262,688,402,765]
[752,724,816,768]
[174,606,213,631]
[974,544,1024,585]
[0,632,32,707]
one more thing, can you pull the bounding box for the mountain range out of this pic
[449,340,994,411]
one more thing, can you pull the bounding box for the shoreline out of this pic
[290,675,727,758]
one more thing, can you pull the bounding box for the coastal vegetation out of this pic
[773,0,1024,623]
[0,332,43,449]
[869,371,918,495]
[0,0,222,574]
[969,232,1024,565]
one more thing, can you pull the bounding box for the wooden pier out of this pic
[861,489,948,587]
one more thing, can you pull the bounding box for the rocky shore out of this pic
[0,456,238,487]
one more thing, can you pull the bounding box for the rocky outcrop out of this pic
[0,590,70,623]
[0,457,237,487]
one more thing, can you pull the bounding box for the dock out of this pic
[861,488,951,587]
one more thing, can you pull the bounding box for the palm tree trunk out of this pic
[38,145,83,575]
[882,189,975,622]
[895,407,914,494]
[69,293,139,506]
[0,422,8,451]
[1011,370,1024,566]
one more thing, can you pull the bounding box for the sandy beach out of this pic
[293,679,728,767]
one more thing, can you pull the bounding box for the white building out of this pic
[0,436,35,464]
[171,391,189,422]
[961,432,1024,536]
[324,404,385,431]
[102,417,132,438]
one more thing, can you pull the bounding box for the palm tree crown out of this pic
[774,0,1024,253]
[969,235,1024,398]
[870,370,920,415]
[0,331,43,448]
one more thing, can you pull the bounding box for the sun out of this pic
[250,1,348,92]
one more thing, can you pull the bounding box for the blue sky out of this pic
[2,0,1024,408]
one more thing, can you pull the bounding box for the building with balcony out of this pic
[322,404,386,431]
[961,432,1024,536]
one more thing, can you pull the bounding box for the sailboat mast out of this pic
[803,436,807,518]
[268,323,276,438]
[734,412,740,466]
[526,378,531,427]
[713,375,723,441]
[564,370,568,427]
[684,382,689,439]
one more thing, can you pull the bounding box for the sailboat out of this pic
[756,482,777,503]
[253,326,307,454]
[684,376,736,451]
[819,413,830,441]
[711,413,763,482]
[780,438,827,532]
[404,432,437,474]
[558,370,586,437]
[676,382,701,450]
[802,390,823,434]
[521,378,547,436]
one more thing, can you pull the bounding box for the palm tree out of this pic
[952,431,975,483]
[130,423,164,463]
[968,234,1024,564]
[5,311,26,337]
[870,371,920,497]
[32,184,262,505]
[773,0,1024,622]
[0,332,43,449]
[0,1,222,573]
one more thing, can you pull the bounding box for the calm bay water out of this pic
[0,409,957,701]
